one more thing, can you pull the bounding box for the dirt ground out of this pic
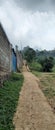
[13,70,55,130]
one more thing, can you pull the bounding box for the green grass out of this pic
[52,65,55,72]
[0,73,24,130]
[32,71,42,77]
[29,61,42,72]
[33,71,55,112]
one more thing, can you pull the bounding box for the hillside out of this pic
[36,49,55,59]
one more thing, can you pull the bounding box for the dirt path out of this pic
[13,71,55,130]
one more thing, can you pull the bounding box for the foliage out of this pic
[0,73,24,130]
[39,57,54,72]
[22,46,55,72]
[23,47,36,62]
[36,49,55,59]
[36,49,55,66]
[29,61,42,72]
[52,65,55,72]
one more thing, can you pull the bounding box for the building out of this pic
[0,23,23,85]
[0,23,12,73]
[12,48,17,72]
[16,45,23,71]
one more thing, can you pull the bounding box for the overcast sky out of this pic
[0,0,55,50]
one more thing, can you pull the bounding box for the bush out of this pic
[39,57,54,72]
[23,47,36,62]
[29,61,42,72]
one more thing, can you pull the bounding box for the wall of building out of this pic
[0,24,12,73]
[12,49,17,72]
[16,46,23,71]
[0,23,23,76]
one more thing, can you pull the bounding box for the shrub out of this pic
[29,61,42,72]
[39,57,54,72]
[23,47,36,62]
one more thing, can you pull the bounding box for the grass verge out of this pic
[33,71,55,113]
[0,73,24,130]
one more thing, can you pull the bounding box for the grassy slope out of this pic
[33,71,55,113]
[0,73,24,130]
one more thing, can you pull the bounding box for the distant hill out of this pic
[36,49,55,59]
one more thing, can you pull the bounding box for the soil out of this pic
[13,68,55,130]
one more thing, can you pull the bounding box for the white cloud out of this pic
[0,0,55,50]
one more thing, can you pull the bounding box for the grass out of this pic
[52,65,55,72]
[0,72,24,130]
[29,61,42,72]
[33,71,55,113]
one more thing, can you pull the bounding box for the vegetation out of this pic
[33,71,55,113]
[0,73,24,130]
[39,57,54,72]
[23,46,36,62]
[23,46,55,72]
[52,65,55,72]
[29,61,42,72]
[36,49,55,59]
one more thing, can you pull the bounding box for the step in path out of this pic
[13,71,55,130]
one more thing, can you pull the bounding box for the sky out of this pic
[0,0,55,50]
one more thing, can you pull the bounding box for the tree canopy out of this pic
[39,57,54,72]
[23,46,36,62]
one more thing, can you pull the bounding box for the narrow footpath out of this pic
[13,70,55,130]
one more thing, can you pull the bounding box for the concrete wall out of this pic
[0,24,12,73]
[16,46,23,71]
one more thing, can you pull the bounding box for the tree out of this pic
[39,57,54,72]
[23,47,36,62]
